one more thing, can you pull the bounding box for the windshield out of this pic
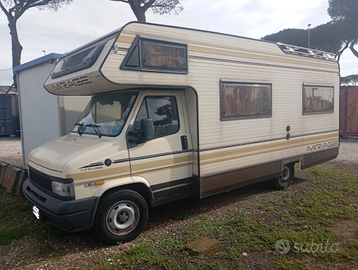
[73,92,138,137]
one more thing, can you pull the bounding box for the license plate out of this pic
[32,205,40,220]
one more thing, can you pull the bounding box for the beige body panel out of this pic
[100,22,339,178]
[38,22,339,200]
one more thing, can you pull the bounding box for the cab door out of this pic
[127,91,193,204]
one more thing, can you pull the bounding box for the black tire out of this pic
[94,190,148,245]
[272,163,295,190]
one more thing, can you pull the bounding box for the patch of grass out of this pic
[172,214,189,221]
[275,259,308,270]
[262,167,358,227]
[0,228,24,245]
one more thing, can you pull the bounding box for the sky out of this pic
[0,0,356,85]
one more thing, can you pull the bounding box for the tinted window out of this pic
[135,96,179,138]
[121,36,188,74]
[141,40,187,72]
[303,85,334,114]
[221,82,272,120]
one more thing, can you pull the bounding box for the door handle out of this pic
[181,135,188,150]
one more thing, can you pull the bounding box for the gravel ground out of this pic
[0,136,23,168]
[0,137,357,269]
[336,139,358,162]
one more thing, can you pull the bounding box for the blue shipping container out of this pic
[0,94,20,136]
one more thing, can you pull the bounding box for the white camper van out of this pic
[23,22,340,244]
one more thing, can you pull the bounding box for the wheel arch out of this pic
[98,182,154,207]
[281,157,302,171]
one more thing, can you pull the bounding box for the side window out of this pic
[221,81,272,120]
[135,96,179,139]
[303,85,334,114]
[120,35,188,74]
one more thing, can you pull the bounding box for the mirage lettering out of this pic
[307,140,338,152]
[51,76,92,91]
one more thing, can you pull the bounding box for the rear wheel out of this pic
[94,190,148,245]
[272,163,295,190]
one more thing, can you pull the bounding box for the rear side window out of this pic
[135,96,179,139]
[303,85,334,114]
[221,81,272,120]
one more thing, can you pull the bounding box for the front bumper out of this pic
[22,178,99,232]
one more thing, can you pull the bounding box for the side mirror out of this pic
[141,118,154,141]
[127,118,154,145]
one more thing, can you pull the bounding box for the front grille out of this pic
[29,167,52,192]
[26,186,47,203]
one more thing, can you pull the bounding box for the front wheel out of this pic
[272,163,295,190]
[94,190,148,245]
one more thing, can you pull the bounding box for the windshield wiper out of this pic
[74,123,102,138]
[75,122,84,136]
[84,124,102,138]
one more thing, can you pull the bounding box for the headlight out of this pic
[52,181,75,197]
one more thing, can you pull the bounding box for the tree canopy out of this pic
[0,0,73,68]
[341,74,358,85]
[263,1,358,62]
[111,0,182,22]
[0,0,73,84]
[328,0,358,58]
[262,21,355,61]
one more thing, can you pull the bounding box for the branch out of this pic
[110,0,129,3]
[27,0,53,9]
[336,41,349,62]
[0,2,10,18]
[9,0,27,21]
[142,0,156,12]
[349,38,358,58]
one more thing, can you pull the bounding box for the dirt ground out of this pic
[0,136,22,167]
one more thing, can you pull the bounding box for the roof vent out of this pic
[277,43,336,61]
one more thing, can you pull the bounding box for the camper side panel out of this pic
[100,22,339,182]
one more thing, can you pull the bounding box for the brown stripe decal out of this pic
[131,155,190,173]
[200,133,338,166]
[67,165,130,181]
[189,55,338,75]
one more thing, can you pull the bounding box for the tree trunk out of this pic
[128,0,146,22]
[8,19,23,68]
[336,41,349,62]
[351,23,358,59]
[135,10,146,22]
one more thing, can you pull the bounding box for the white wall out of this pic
[17,60,61,168]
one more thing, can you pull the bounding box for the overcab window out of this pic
[52,42,105,79]
[121,36,188,74]
[303,85,334,114]
[221,82,272,120]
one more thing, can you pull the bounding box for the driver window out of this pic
[135,96,179,139]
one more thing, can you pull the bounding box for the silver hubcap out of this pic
[281,166,290,182]
[106,201,139,236]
